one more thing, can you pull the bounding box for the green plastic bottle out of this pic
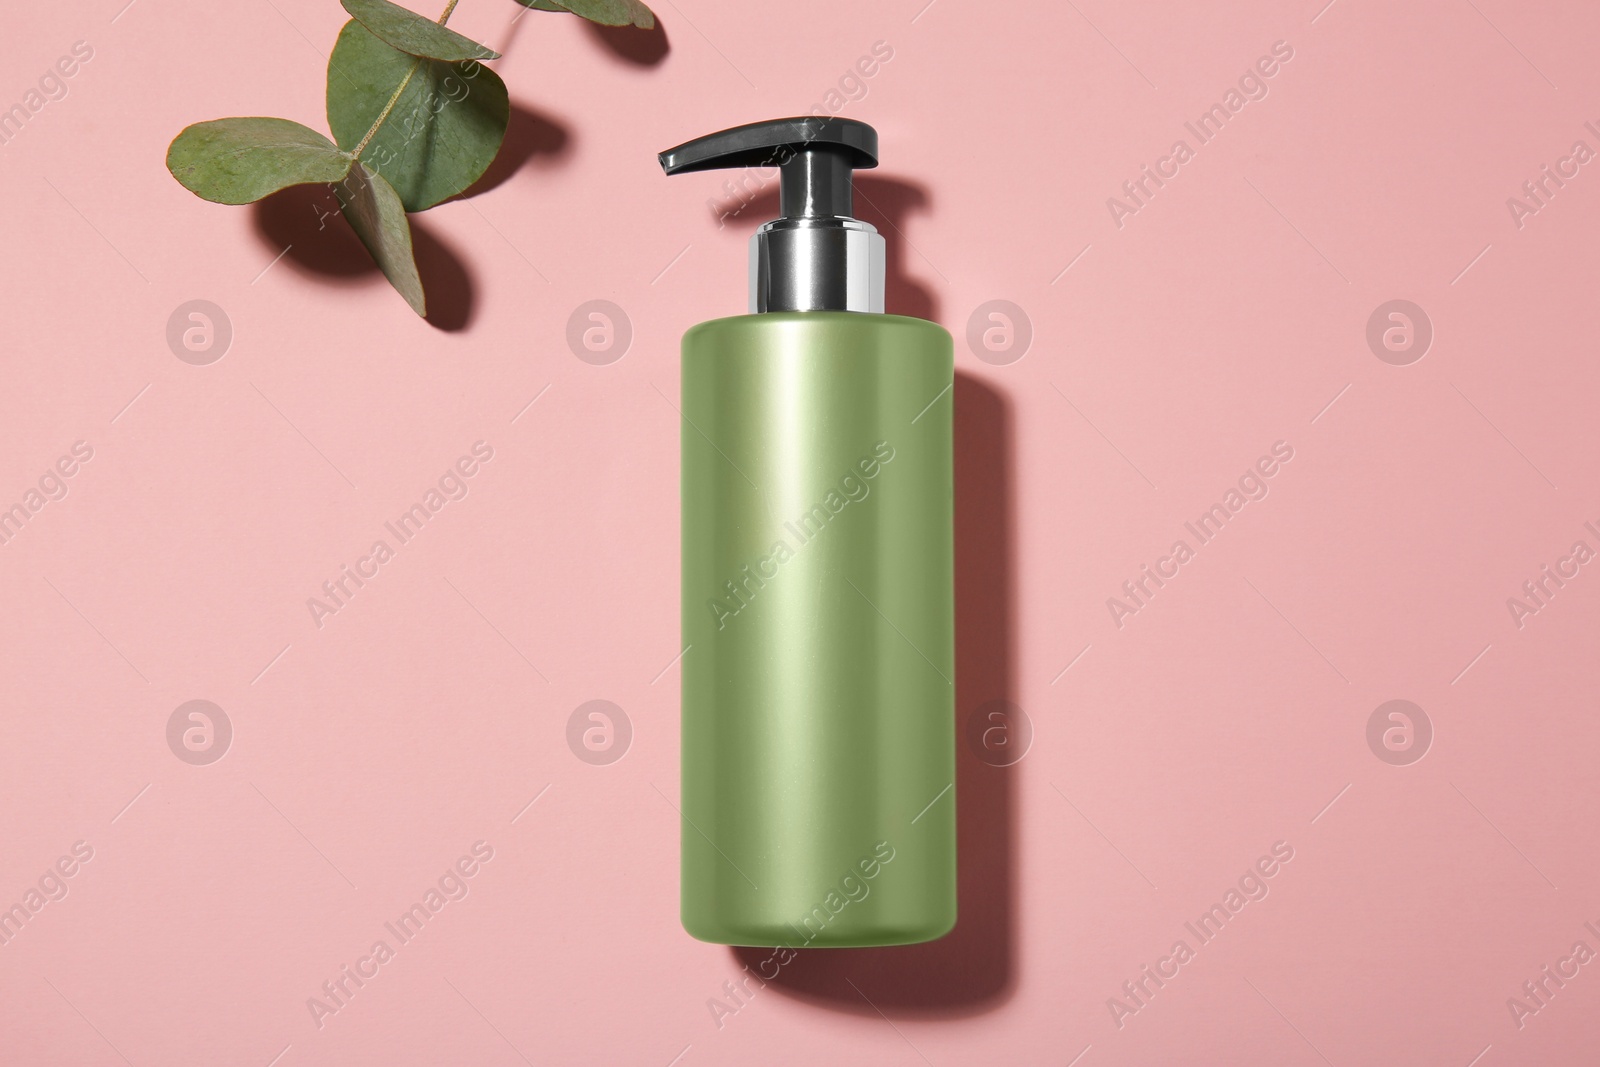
[660,118,956,947]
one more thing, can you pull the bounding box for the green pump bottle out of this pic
[660,117,955,947]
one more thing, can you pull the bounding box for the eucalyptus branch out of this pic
[167,0,658,318]
[352,0,458,160]
[352,60,420,159]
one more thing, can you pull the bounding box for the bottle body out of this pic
[680,311,956,947]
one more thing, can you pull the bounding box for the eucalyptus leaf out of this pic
[514,0,655,30]
[327,20,509,212]
[336,162,426,315]
[341,0,500,62]
[166,118,352,205]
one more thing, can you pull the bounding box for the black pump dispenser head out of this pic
[659,117,885,314]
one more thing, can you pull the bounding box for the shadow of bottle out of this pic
[730,372,1018,1017]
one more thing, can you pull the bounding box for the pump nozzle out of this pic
[659,117,885,314]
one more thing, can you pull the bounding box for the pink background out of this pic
[4,0,1600,1063]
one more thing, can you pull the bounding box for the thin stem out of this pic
[351,60,420,160]
[350,0,460,161]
